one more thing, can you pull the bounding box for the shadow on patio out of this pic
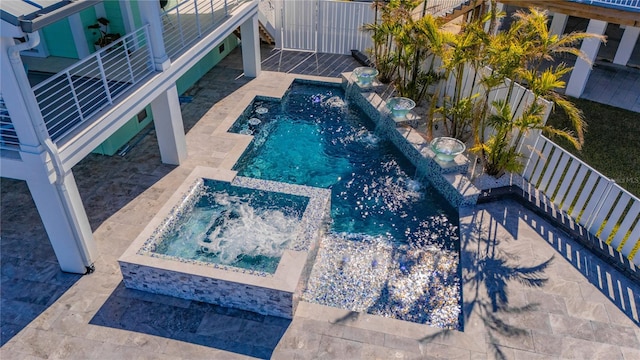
[89,282,291,359]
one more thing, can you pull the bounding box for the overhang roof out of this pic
[0,0,100,33]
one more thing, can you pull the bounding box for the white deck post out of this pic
[1,36,96,274]
[26,163,98,274]
[240,14,261,78]
[151,85,187,165]
[613,26,640,66]
[138,0,171,70]
[69,13,90,57]
[566,19,607,98]
[549,12,568,36]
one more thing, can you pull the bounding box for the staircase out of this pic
[439,0,486,24]
[234,21,275,45]
[258,21,275,45]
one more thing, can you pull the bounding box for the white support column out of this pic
[69,13,90,57]
[138,0,170,71]
[240,14,261,78]
[0,37,42,153]
[566,19,607,98]
[119,0,137,34]
[549,12,568,36]
[151,85,187,165]
[1,35,96,274]
[613,26,640,66]
[26,163,98,274]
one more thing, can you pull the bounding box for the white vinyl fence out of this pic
[267,0,470,54]
[522,135,640,265]
[270,0,374,54]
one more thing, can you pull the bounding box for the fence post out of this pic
[96,52,114,105]
[194,0,202,37]
[123,35,136,84]
[585,178,616,231]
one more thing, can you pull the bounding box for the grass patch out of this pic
[546,98,640,197]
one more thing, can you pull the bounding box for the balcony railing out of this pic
[0,97,19,152]
[162,0,251,60]
[571,0,640,11]
[32,26,155,143]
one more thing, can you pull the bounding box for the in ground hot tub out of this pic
[119,167,330,318]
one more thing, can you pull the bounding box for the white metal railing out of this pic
[571,0,640,11]
[414,0,475,18]
[0,97,20,152]
[162,0,251,60]
[32,26,154,143]
[522,135,640,265]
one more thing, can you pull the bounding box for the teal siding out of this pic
[79,7,98,52]
[176,35,239,95]
[41,19,78,58]
[130,0,144,29]
[92,105,153,155]
[103,1,126,38]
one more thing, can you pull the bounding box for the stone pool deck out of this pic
[1,47,639,359]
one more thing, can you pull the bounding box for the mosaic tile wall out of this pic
[120,262,295,318]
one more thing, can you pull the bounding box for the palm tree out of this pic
[471,7,605,176]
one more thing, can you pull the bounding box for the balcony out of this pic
[162,0,250,60]
[7,0,254,162]
[32,26,155,145]
[501,0,640,26]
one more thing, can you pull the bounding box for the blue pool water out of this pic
[153,179,309,274]
[232,82,461,329]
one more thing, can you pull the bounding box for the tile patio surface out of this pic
[1,47,639,359]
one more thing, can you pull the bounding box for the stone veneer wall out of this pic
[344,80,480,207]
[120,262,295,318]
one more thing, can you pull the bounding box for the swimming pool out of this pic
[231,82,462,329]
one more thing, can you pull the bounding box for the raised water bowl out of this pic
[353,67,379,87]
[430,137,466,162]
[386,97,416,121]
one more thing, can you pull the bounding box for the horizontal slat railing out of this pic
[162,0,250,60]
[414,0,475,18]
[571,0,640,11]
[0,97,20,152]
[32,26,154,143]
[522,135,640,265]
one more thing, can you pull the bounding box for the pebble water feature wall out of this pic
[119,167,331,319]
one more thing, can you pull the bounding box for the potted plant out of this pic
[88,17,121,50]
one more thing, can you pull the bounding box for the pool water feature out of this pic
[231,82,462,329]
[152,179,309,274]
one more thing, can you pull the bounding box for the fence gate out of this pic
[276,0,318,51]
[272,0,374,54]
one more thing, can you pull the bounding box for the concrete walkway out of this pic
[2,47,639,359]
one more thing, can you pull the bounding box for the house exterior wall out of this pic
[176,34,239,95]
[41,18,78,58]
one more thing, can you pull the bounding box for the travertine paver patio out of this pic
[1,47,639,359]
